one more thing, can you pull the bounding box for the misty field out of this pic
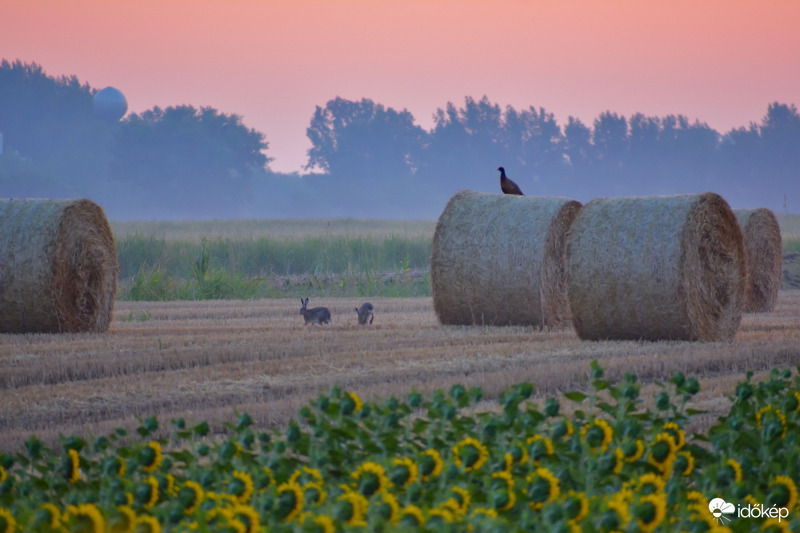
[1,290,798,454]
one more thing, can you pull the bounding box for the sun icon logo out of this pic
[708,498,736,524]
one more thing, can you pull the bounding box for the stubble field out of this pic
[1,290,798,453]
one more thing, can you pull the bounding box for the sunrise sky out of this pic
[3,0,799,173]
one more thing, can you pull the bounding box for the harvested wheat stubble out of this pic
[566,193,746,342]
[431,190,582,327]
[0,198,118,333]
[734,208,782,313]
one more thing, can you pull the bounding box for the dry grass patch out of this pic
[0,292,798,452]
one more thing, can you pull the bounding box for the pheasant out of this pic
[498,167,523,195]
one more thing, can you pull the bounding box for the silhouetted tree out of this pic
[305,97,426,180]
[111,105,269,217]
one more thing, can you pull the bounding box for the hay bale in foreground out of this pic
[431,190,581,327]
[0,198,118,333]
[567,193,746,342]
[734,208,783,312]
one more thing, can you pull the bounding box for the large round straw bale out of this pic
[567,193,746,342]
[734,208,782,312]
[0,198,118,333]
[431,190,582,327]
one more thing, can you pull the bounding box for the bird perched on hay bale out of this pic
[498,167,524,195]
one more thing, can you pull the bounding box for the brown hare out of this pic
[300,298,332,325]
[355,302,374,325]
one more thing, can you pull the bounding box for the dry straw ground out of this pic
[1,290,798,452]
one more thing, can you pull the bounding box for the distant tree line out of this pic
[305,96,800,213]
[0,60,268,218]
[1,60,798,219]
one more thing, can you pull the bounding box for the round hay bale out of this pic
[0,198,118,333]
[566,193,746,342]
[734,208,782,312]
[431,190,582,327]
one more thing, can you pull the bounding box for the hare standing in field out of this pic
[355,302,374,325]
[300,298,332,325]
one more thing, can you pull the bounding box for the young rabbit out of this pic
[355,302,374,325]
[300,298,332,325]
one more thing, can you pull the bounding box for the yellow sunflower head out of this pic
[141,441,163,473]
[276,481,304,522]
[526,467,560,510]
[453,437,489,472]
[419,448,444,481]
[635,492,667,532]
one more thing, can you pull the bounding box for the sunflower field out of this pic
[0,361,798,533]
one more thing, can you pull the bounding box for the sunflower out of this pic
[377,491,400,524]
[277,481,304,522]
[507,442,529,467]
[429,507,456,524]
[341,391,363,415]
[527,434,554,465]
[769,475,798,511]
[307,514,335,533]
[581,419,613,451]
[68,503,106,533]
[400,505,426,527]
[725,458,743,483]
[390,457,419,489]
[143,476,160,509]
[181,481,204,515]
[471,507,498,519]
[623,440,645,463]
[108,505,136,533]
[637,472,666,495]
[648,433,677,475]
[230,471,255,503]
[337,490,368,527]
[635,492,667,532]
[141,441,163,473]
[0,508,16,533]
[563,491,589,525]
[351,461,391,496]
[299,482,324,507]
[675,451,695,476]
[447,486,472,515]
[526,467,560,510]
[419,448,444,481]
[231,504,261,533]
[757,405,788,438]
[302,466,324,484]
[606,489,632,530]
[32,503,62,530]
[491,471,516,511]
[598,447,625,475]
[65,448,81,484]
[134,515,161,533]
[661,422,685,450]
[453,437,489,472]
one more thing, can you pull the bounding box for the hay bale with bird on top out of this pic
[566,193,746,342]
[431,190,582,327]
[734,208,782,313]
[0,198,118,333]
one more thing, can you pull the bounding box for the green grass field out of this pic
[112,215,800,301]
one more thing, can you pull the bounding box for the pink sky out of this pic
[3,0,799,173]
